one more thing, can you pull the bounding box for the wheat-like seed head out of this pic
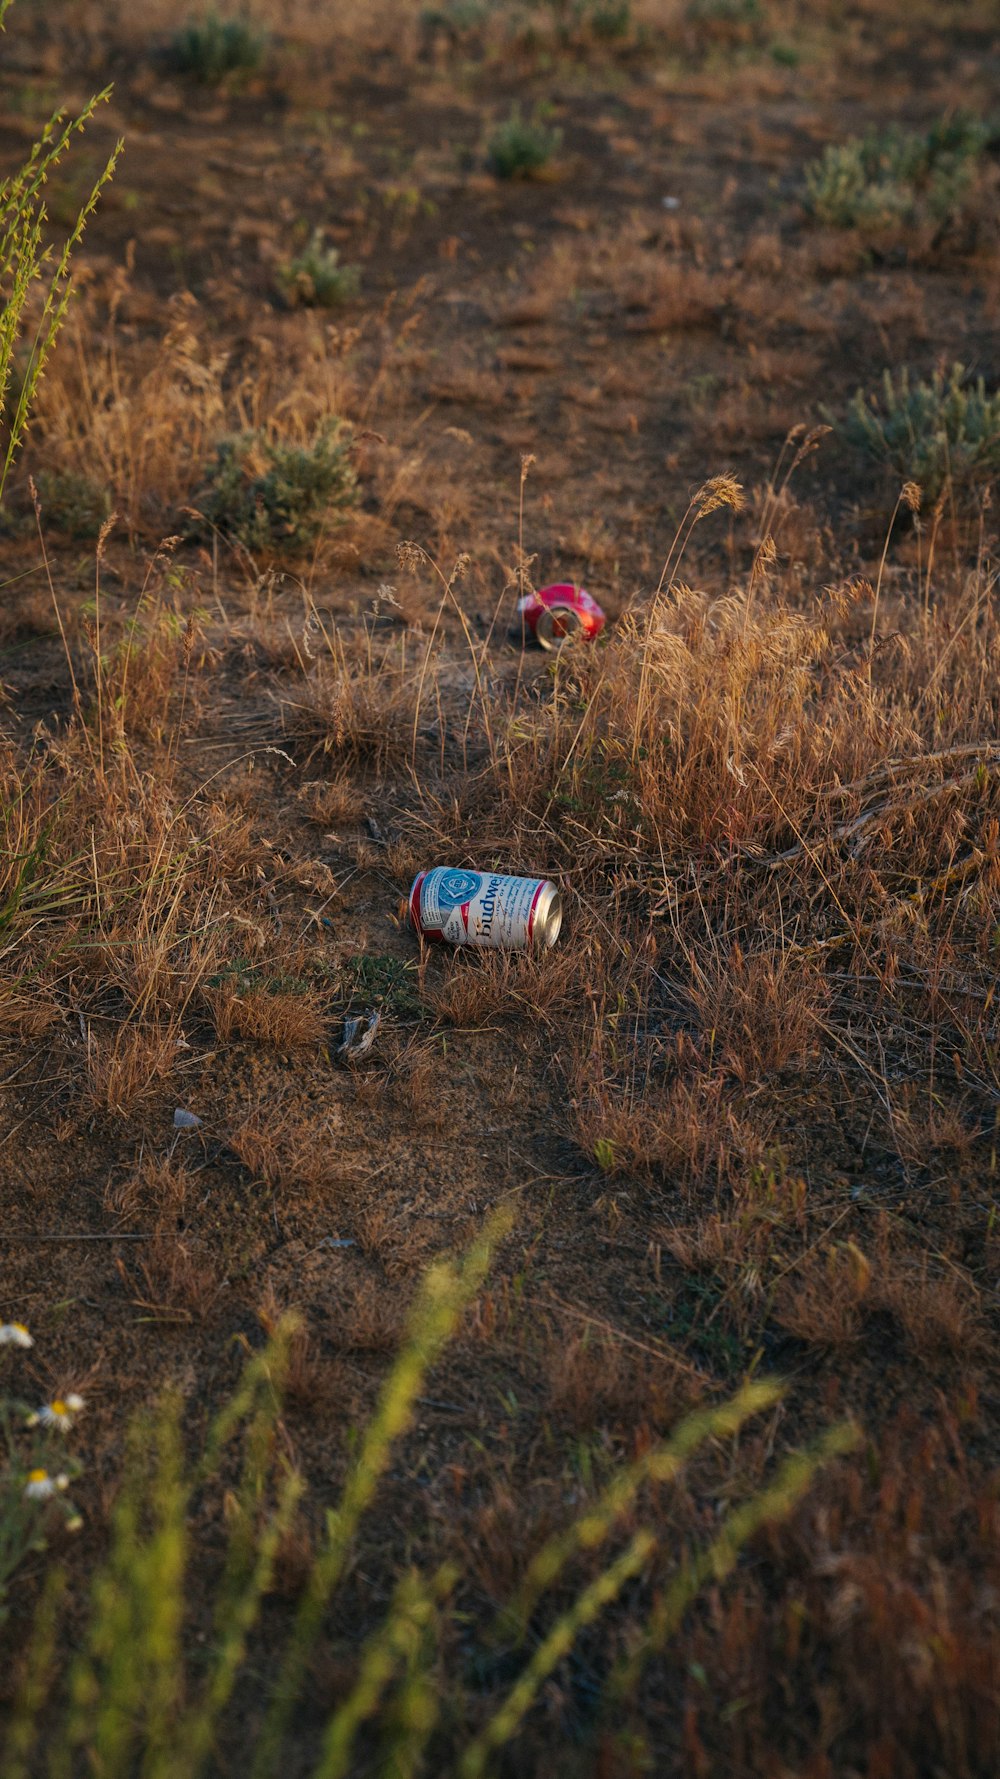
[694,475,745,518]
[396,539,424,572]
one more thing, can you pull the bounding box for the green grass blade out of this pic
[460,1530,658,1779]
[252,1208,511,1778]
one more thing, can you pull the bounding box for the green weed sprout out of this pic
[586,2,633,41]
[487,105,562,179]
[278,230,361,309]
[686,0,761,22]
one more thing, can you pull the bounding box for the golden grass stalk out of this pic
[137,1400,186,1779]
[169,1470,305,1779]
[377,1636,444,1779]
[48,1322,299,1779]
[3,1232,856,1779]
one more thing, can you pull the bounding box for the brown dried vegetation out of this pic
[2,1,999,1774]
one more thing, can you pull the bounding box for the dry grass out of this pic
[3,3,999,1773]
[277,620,436,769]
[29,294,359,541]
[424,945,581,1027]
[4,411,999,1769]
[203,982,327,1048]
[227,1096,356,1192]
[83,1020,181,1114]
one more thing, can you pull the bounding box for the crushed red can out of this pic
[517,582,605,650]
[409,867,562,950]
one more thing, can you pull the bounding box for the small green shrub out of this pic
[422,0,631,52]
[420,0,491,45]
[34,468,110,536]
[277,230,361,308]
[804,113,992,232]
[585,0,632,38]
[836,363,1000,504]
[196,424,357,554]
[543,0,633,38]
[170,10,267,84]
[487,105,562,179]
[346,953,424,1016]
[686,0,761,21]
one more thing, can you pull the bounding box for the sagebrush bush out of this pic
[487,105,562,179]
[804,113,992,232]
[170,10,266,83]
[546,0,633,39]
[277,231,361,308]
[195,423,357,553]
[837,363,1000,502]
[33,467,111,536]
[420,0,491,45]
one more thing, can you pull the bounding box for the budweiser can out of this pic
[409,867,562,950]
[517,582,605,649]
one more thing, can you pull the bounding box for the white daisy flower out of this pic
[23,1469,69,1501]
[37,1398,79,1431]
[0,1322,33,1348]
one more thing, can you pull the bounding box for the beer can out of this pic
[517,581,606,650]
[409,867,562,950]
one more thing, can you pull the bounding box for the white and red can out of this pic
[409,867,562,950]
[517,582,605,649]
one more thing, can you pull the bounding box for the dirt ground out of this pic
[1,1,999,1774]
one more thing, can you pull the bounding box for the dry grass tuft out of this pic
[277,621,438,769]
[542,1323,687,1435]
[83,1022,181,1115]
[227,1098,353,1192]
[203,983,327,1048]
[874,1254,981,1359]
[775,1243,873,1348]
[424,944,580,1028]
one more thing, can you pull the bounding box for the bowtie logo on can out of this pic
[516,582,606,650]
[410,867,562,950]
